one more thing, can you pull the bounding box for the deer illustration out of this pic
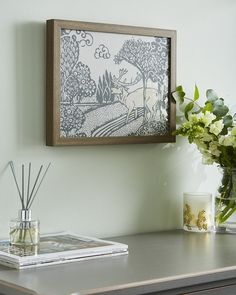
[111,69,162,123]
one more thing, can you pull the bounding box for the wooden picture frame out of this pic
[46,19,176,146]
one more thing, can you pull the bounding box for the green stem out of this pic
[218,199,235,221]
[184,97,202,110]
[216,167,236,225]
[220,207,236,224]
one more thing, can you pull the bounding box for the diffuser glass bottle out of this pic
[10,210,40,246]
[9,161,51,247]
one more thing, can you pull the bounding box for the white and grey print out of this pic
[60,29,170,138]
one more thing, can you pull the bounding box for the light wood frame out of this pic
[46,19,176,146]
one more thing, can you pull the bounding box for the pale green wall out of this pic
[0,0,235,238]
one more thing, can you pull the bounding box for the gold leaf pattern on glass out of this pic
[183,204,194,230]
[196,209,208,230]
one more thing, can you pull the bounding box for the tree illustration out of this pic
[60,33,96,103]
[60,104,85,137]
[63,62,96,103]
[61,35,80,82]
[96,70,115,104]
[154,37,170,92]
[114,38,169,119]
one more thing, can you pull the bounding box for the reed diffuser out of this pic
[9,161,51,246]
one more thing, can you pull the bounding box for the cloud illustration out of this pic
[94,44,111,59]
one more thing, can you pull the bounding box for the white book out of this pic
[0,232,128,269]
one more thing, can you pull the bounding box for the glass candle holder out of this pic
[9,210,40,246]
[183,192,213,232]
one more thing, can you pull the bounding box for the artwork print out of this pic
[46,20,176,145]
[60,31,170,138]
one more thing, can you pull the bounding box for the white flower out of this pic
[200,130,213,142]
[200,111,216,126]
[209,142,221,157]
[219,136,225,145]
[202,152,214,165]
[188,114,199,123]
[209,120,224,136]
[194,139,207,152]
[219,136,233,147]
[231,126,236,136]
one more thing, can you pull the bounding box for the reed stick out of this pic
[9,161,51,210]
[26,163,31,208]
[26,165,43,209]
[9,161,24,209]
[22,164,25,209]
[27,163,51,209]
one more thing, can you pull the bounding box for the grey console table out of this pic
[1,230,236,295]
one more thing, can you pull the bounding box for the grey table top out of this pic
[1,230,236,295]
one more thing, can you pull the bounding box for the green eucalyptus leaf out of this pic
[202,102,213,114]
[184,102,194,120]
[233,113,236,122]
[206,89,218,102]
[223,114,233,128]
[213,98,225,106]
[213,103,229,117]
[172,90,185,104]
[194,85,199,101]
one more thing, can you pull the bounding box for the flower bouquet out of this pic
[172,86,236,232]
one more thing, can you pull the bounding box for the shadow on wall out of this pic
[14,21,46,149]
[0,163,10,180]
[134,138,212,231]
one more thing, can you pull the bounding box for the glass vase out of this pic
[215,167,236,233]
[9,210,40,246]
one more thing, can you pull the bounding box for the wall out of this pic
[0,0,235,238]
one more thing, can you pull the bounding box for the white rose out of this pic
[209,120,224,136]
[200,111,216,126]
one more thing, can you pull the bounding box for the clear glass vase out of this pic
[9,210,40,246]
[215,167,236,233]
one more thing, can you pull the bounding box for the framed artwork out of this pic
[46,19,176,146]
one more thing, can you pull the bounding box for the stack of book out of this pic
[0,232,128,269]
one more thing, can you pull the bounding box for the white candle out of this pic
[183,192,213,232]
